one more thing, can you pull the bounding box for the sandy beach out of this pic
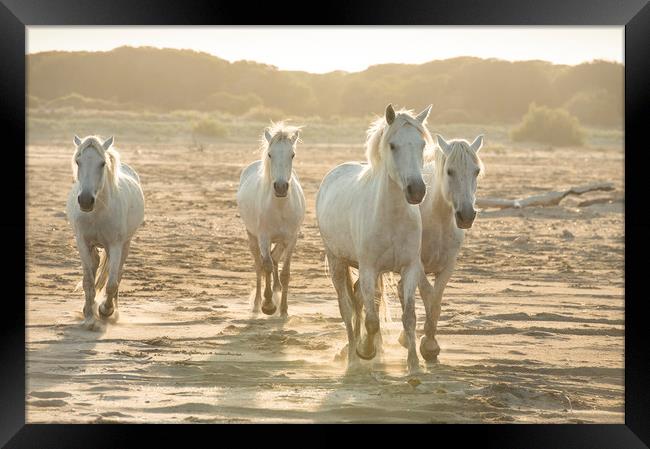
[26,141,624,423]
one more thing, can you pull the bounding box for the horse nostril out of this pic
[407,185,413,195]
[274,181,288,195]
[78,193,95,209]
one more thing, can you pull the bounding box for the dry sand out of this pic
[26,141,624,423]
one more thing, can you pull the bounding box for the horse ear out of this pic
[102,136,114,150]
[290,130,300,144]
[264,129,273,143]
[73,135,82,146]
[436,134,452,156]
[470,135,484,153]
[415,104,432,124]
[385,104,395,125]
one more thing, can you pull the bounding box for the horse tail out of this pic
[94,248,110,294]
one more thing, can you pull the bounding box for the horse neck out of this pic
[425,170,455,227]
[373,165,410,212]
[95,172,114,211]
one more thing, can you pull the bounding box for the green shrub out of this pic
[511,103,585,146]
[564,89,622,128]
[45,93,143,111]
[192,118,229,138]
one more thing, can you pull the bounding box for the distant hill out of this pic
[27,46,623,127]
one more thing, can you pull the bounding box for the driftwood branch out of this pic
[477,182,615,210]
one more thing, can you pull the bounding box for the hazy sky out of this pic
[27,26,623,73]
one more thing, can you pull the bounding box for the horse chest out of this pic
[363,223,421,271]
[258,198,302,239]
[421,227,463,274]
[74,211,123,245]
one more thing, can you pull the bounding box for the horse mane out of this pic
[364,109,433,173]
[430,139,485,184]
[259,122,302,178]
[72,135,121,191]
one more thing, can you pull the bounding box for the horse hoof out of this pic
[261,303,277,315]
[355,340,376,360]
[397,330,408,348]
[345,360,365,376]
[82,318,103,332]
[420,336,440,361]
[98,303,114,318]
[280,311,288,320]
[408,363,423,376]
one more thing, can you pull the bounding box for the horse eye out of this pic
[447,169,454,176]
[291,153,295,159]
[101,161,106,167]
[389,143,396,151]
[475,169,480,176]
[268,153,272,159]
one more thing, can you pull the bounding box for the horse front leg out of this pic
[76,237,98,328]
[419,266,453,361]
[247,232,263,313]
[327,251,358,369]
[401,262,422,374]
[99,243,123,319]
[278,239,295,318]
[355,266,380,361]
[258,234,277,315]
[271,242,285,310]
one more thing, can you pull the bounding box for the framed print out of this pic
[2,0,649,447]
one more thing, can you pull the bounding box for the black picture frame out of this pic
[2,0,648,447]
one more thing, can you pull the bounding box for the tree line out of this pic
[27,46,623,127]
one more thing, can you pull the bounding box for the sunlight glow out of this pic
[27,26,623,73]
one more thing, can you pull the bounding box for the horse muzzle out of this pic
[405,179,426,205]
[273,181,289,198]
[78,192,96,212]
[455,208,477,229]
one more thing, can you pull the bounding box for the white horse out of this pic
[316,104,432,374]
[392,134,485,361]
[66,135,145,330]
[236,123,306,318]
